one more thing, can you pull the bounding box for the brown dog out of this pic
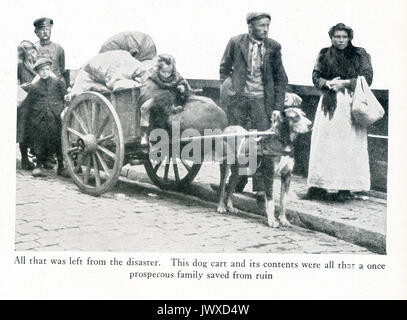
[216,107,312,228]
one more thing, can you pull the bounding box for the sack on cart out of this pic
[99,31,157,62]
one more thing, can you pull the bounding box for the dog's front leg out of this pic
[216,163,230,214]
[264,178,279,228]
[264,188,279,228]
[261,157,279,228]
[225,166,240,214]
[279,172,292,227]
[265,198,279,228]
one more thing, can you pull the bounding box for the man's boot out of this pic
[57,158,70,178]
[32,162,45,177]
[20,143,34,170]
[44,156,56,169]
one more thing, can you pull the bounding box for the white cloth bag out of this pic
[351,76,384,128]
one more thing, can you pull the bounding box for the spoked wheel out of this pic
[144,141,202,191]
[61,92,124,196]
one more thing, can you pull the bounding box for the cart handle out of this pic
[179,130,276,142]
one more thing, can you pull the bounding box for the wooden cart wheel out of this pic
[144,141,202,191]
[62,92,124,196]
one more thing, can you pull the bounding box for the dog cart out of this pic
[61,88,202,196]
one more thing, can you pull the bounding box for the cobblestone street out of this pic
[15,167,370,254]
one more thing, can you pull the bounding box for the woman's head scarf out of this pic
[328,23,354,41]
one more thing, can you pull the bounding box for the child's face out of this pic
[158,62,174,80]
[37,65,51,79]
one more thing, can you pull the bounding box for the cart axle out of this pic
[82,134,98,153]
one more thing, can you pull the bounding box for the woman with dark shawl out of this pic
[303,23,373,201]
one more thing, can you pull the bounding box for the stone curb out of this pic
[122,167,386,255]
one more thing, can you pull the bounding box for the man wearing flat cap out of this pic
[219,12,288,194]
[33,17,67,84]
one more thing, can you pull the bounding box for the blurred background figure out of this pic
[17,40,38,170]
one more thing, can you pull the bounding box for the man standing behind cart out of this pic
[33,17,67,84]
[219,12,288,194]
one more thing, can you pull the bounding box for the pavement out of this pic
[14,149,386,254]
[15,167,370,254]
[123,162,387,254]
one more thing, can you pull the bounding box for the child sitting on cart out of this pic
[150,53,191,104]
[139,54,192,147]
[22,57,70,177]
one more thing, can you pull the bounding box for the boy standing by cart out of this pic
[23,58,69,177]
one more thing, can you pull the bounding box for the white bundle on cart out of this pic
[70,30,158,97]
[70,50,158,97]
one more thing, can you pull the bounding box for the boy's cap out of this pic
[34,57,52,71]
[33,17,53,29]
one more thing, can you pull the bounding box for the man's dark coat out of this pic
[219,33,288,115]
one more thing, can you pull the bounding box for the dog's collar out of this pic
[260,130,294,157]
[267,127,288,144]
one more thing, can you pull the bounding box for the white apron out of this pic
[307,90,370,191]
